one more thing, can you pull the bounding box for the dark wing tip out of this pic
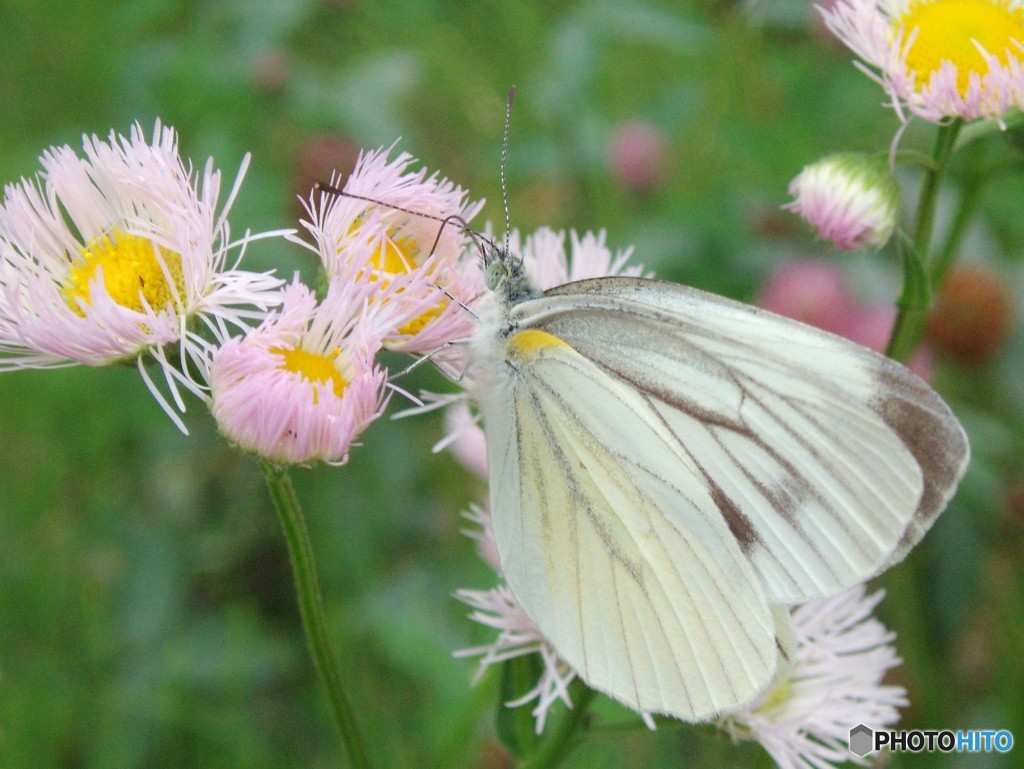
[874,366,970,563]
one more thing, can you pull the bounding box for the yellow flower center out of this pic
[755,678,793,717]
[397,304,444,336]
[272,345,347,403]
[62,229,184,316]
[345,217,422,277]
[375,228,420,275]
[897,0,1024,96]
[345,218,448,338]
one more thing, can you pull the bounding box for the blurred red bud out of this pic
[252,49,289,95]
[1005,481,1024,523]
[926,264,1013,365]
[292,134,362,221]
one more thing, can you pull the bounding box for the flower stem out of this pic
[886,120,962,362]
[915,121,962,267]
[931,146,983,288]
[516,681,597,769]
[260,461,372,769]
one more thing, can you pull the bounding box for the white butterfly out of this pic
[469,245,969,721]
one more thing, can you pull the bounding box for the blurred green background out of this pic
[1,0,1022,767]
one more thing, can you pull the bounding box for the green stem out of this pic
[914,121,961,267]
[931,166,982,288]
[516,681,597,769]
[885,121,962,362]
[260,461,372,769]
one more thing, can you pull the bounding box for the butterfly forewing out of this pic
[510,277,969,604]
[480,331,782,719]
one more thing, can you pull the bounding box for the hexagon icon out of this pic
[849,724,874,757]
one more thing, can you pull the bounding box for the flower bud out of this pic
[786,153,899,251]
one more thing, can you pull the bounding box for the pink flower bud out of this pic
[786,153,899,251]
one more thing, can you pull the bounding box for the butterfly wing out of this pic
[510,276,969,604]
[480,327,785,719]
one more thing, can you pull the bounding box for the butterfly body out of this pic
[470,263,969,721]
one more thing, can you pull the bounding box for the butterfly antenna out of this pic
[313,183,448,225]
[501,86,515,261]
[315,182,487,264]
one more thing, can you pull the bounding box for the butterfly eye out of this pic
[483,245,509,288]
[483,260,504,292]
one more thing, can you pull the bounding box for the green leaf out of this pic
[897,230,931,311]
[885,231,931,362]
[1002,122,1024,156]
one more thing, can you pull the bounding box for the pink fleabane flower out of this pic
[720,587,907,769]
[785,153,900,251]
[607,121,671,195]
[502,226,648,293]
[0,121,283,431]
[209,277,396,465]
[821,0,1024,123]
[441,400,489,478]
[298,147,483,366]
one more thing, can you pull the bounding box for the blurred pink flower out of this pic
[758,259,856,335]
[442,400,488,478]
[839,304,933,380]
[760,259,931,379]
[608,122,670,195]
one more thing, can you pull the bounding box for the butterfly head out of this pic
[482,240,537,307]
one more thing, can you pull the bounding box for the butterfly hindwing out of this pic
[481,330,781,719]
